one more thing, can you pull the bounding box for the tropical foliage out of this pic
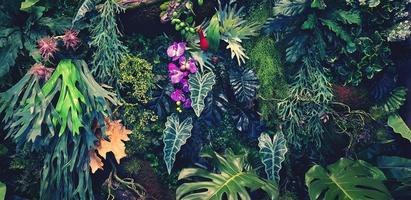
[0,0,410,199]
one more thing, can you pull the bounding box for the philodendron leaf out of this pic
[189,71,216,117]
[387,114,411,142]
[306,158,393,200]
[258,132,287,183]
[0,181,5,200]
[163,114,193,174]
[376,156,411,180]
[229,68,259,103]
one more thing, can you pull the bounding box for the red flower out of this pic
[30,63,54,80]
[198,28,209,51]
[38,37,58,61]
[62,29,80,49]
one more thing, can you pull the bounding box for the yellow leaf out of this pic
[89,151,104,173]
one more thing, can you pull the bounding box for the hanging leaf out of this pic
[305,158,393,200]
[387,114,411,142]
[229,68,259,103]
[163,114,193,174]
[207,14,221,52]
[0,181,5,200]
[258,132,287,183]
[376,156,411,180]
[189,71,216,117]
[176,150,279,200]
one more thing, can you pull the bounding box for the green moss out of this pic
[123,159,143,175]
[249,37,288,127]
[119,55,155,104]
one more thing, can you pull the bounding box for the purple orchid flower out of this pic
[183,98,192,108]
[168,63,186,84]
[181,79,190,93]
[167,42,186,61]
[171,89,186,102]
[179,56,198,73]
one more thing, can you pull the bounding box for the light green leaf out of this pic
[42,59,86,136]
[311,0,326,9]
[382,87,407,113]
[258,132,287,183]
[207,14,220,52]
[163,114,193,174]
[189,71,216,117]
[177,150,278,200]
[387,114,411,142]
[301,14,316,30]
[20,0,40,11]
[367,0,380,7]
[0,181,5,200]
[306,158,393,200]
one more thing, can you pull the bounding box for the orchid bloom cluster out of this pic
[37,29,80,61]
[167,42,197,112]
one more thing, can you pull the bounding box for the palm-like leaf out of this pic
[176,150,278,200]
[189,71,216,117]
[229,68,259,103]
[163,114,193,174]
[305,158,393,200]
[258,132,287,183]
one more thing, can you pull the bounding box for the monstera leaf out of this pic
[0,181,5,200]
[388,114,411,142]
[229,68,259,103]
[189,71,216,117]
[258,132,287,183]
[163,114,193,174]
[305,158,393,200]
[176,150,278,200]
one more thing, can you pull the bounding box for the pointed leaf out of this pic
[376,156,411,180]
[258,132,287,183]
[0,181,5,200]
[387,114,411,142]
[163,114,193,174]
[189,71,216,117]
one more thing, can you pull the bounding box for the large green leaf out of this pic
[258,132,287,183]
[376,156,411,180]
[0,181,5,200]
[42,59,86,136]
[163,114,193,174]
[387,114,411,142]
[177,150,278,200]
[305,158,393,200]
[20,0,40,11]
[189,71,216,117]
[207,14,220,52]
[229,68,259,103]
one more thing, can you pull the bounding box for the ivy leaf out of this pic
[387,114,411,143]
[258,132,287,183]
[207,14,220,52]
[163,114,193,174]
[306,158,393,200]
[229,68,259,103]
[0,181,5,200]
[189,71,216,117]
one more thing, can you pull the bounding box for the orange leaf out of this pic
[89,150,104,173]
